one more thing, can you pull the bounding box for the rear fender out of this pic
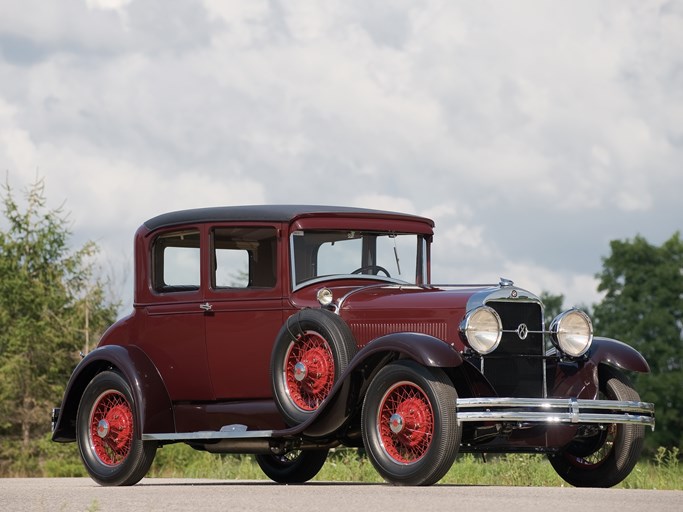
[587,337,650,373]
[52,345,174,442]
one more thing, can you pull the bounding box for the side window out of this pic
[152,230,201,292]
[213,227,277,289]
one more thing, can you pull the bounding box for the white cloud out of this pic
[86,0,132,11]
[0,98,38,174]
[351,194,416,215]
[1,0,682,312]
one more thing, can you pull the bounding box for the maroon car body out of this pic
[52,206,654,487]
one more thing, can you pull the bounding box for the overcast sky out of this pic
[1,0,681,312]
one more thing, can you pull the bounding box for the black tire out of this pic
[548,366,645,488]
[255,449,329,483]
[361,360,461,486]
[76,371,157,486]
[271,309,357,425]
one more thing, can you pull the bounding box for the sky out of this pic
[1,0,681,313]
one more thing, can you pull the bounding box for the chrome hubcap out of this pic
[389,413,404,434]
[97,419,110,438]
[293,361,308,382]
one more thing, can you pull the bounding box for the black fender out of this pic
[286,332,463,437]
[52,345,174,442]
[587,337,650,373]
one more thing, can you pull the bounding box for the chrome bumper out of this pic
[456,398,655,430]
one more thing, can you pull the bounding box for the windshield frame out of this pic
[289,229,428,291]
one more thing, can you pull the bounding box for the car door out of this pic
[139,227,214,401]
[203,224,284,400]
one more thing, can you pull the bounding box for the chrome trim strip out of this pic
[292,275,408,293]
[142,429,275,441]
[456,397,655,428]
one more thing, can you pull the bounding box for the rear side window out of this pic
[152,230,201,292]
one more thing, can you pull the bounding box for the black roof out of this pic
[144,205,434,231]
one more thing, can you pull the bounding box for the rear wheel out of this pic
[361,360,461,486]
[76,371,157,486]
[548,366,645,487]
[255,449,329,483]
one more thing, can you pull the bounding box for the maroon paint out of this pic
[54,206,651,454]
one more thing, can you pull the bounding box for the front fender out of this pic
[52,345,174,442]
[357,332,464,367]
[296,332,462,437]
[587,337,650,373]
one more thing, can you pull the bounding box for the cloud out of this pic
[1,0,681,312]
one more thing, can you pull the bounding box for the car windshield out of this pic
[290,230,427,289]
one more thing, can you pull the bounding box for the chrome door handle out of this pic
[199,302,213,312]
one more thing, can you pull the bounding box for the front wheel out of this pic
[361,360,461,486]
[76,371,157,486]
[255,449,329,483]
[548,366,645,487]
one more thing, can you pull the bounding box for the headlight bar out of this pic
[460,306,595,359]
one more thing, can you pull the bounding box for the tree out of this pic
[539,291,565,328]
[0,178,118,469]
[592,233,683,452]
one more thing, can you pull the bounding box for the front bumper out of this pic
[456,398,655,429]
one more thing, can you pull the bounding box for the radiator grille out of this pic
[480,301,545,398]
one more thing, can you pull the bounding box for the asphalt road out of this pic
[1,478,681,512]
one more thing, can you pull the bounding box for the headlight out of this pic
[460,306,502,355]
[316,287,334,306]
[550,309,593,357]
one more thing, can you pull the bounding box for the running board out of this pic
[142,424,275,442]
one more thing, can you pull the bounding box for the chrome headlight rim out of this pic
[316,287,334,307]
[550,308,594,357]
[460,305,503,355]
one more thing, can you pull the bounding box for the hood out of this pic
[325,282,542,347]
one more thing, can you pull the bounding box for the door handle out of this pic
[199,302,213,312]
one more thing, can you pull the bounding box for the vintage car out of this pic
[52,205,654,487]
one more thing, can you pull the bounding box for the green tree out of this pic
[592,233,683,452]
[0,178,118,472]
[539,291,565,328]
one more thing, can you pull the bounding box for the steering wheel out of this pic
[351,265,391,277]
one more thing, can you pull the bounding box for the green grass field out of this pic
[145,444,681,489]
[13,433,680,489]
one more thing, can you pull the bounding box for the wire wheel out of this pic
[77,371,157,486]
[255,449,329,483]
[361,360,461,486]
[284,331,335,411]
[565,423,616,469]
[548,366,645,487]
[88,390,134,465]
[271,309,357,425]
[377,381,434,464]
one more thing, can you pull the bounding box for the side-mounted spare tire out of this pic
[270,308,357,425]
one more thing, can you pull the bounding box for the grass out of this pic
[5,433,680,489]
[146,444,682,489]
